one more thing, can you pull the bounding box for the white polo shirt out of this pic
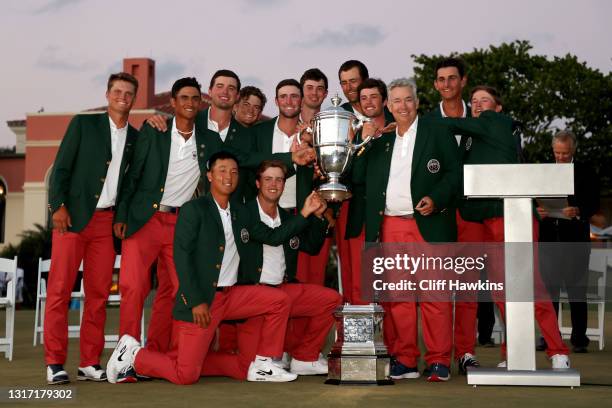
[215,199,239,287]
[385,117,418,216]
[439,100,467,145]
[96,117,127,208]
[208,109,229,142]
[257,197,286,285]
[160,119,200,207]
[272,118,297,209]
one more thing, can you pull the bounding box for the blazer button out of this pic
[106,160,111,165]
[160,187,164,193]
[100,177,106,183]
[212,281,217,287]
[219,245,224,252]
[378,210,383,215]
[153,203,158,209]
[382,191,385,196]
[94,194,100,199]
[257,267,262,272]
[216,264,221,269]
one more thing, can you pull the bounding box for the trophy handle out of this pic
[351,116,373,150]
[296,121,314,145]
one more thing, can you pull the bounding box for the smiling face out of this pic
[339,67,363,104]
[553,140,575,163]
[234,94,263,126]
[275,85,302,119]
[209,76,239,110]
[256,166,285,204]
[359,87,385,118]
[302,79,328,110]
[387,85,419,127]
[434,66,467,102]
[171,86,201,121]
[207,158,239,197]
[106,80,136,116]
[470,89,502,117]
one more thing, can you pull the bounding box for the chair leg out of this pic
[33,297,40,347]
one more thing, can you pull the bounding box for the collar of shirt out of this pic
[274,117,296,139]
[396,116,419,138]
[171,118,196,158]
[208,109,229,134]
[396,116,419,156]
[439,100,467,118]
[256,197,281,227]
[213,197,231,217]
[108,116,127,152]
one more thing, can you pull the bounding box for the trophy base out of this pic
[326,353,393,385]
[317,182,352,202]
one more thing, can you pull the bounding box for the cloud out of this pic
[240,75,264,87]
[36,45,93,71]
[92,61,122,85]
[32,0,83,15]
[155,61,187,85]
[294,24,386,48]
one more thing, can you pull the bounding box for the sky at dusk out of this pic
[0,0,610,146]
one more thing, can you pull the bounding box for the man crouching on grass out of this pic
[106,151,326,384]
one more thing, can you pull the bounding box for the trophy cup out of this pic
[298,95,373,202]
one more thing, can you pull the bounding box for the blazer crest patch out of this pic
[427,159,440,174]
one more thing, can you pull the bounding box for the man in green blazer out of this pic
[202,160,341,378]
[113,77,315,363]
[353,78,460,382]
[107,151,325,385]
[45,72,139,384]
[233,86,266,127]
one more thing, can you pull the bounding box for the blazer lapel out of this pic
[411,117,427,177]
[160,118,174,181]
[99,113,112,158]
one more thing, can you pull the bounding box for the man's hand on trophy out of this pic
[323,207,335,227]
[381,122,397,134]
[361,121,379,140]
[415,196,435,216]
[146,114,169,132]
[292,144,316,166]
[296,122,313,145]
[313,161,326,181]
[300,191,320,218]
[313,192,328,218]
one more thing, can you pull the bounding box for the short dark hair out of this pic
[209,69,241,92]
[358,78,387,101]
[470,85,503,106]
[256,159,288,181]
[206,150,239,171]
[275,79,302,98]
[107,72,139,94]
[171,77,201,98]
[435,57,467,78]
[239,86,267,109]
[338,60,369,81]
[300,68,328,90]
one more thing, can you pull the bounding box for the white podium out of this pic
[463,163,580,387]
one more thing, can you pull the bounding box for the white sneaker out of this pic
[107,334,140,384]
[247,357,298,382]
[272,352,290,370]
[497,361,507,368]
[77,364,107,381]
[47,365,69,385]
[290,358,328,375]
[551,354,570,369]
[317,353,328,366]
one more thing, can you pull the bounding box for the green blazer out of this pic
[195,108,256,204]
[250,117,313,208]
[237,199,328,285]
[442,111,519,221]
[172,194,311,323]
[48,113,138,232]
[353,115,460,243]
[115,118,294,238]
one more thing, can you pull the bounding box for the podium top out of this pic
[464,163,574,198]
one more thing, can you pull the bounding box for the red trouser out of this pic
[134,286,290,385]
[483,216,569,358]
[204,283,342,379]
[119,212,179,352]
[44,211,115,367]
[296,237,333,285]
[335,201,354,304]
[453,211,485,358]
[381,216,453,367]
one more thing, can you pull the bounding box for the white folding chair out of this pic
[0,256,17,361]
[558,248,609,350]
[103,255,146,348]
[33,258,84,346]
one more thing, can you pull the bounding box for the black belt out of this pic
[159,204,180,214]
[258,283,281,288]
[95,206,115,212]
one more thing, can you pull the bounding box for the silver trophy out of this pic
[298,95,372,202]
[326,303,392,385]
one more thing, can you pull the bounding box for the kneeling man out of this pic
[107,151,324,384]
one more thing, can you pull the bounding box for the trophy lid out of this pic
[315,94,355,121]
